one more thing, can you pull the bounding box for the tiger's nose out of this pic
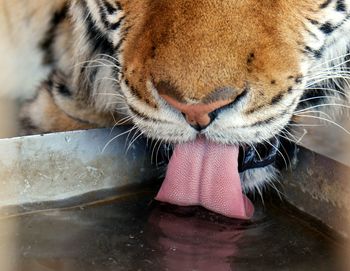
[161,95,232,131]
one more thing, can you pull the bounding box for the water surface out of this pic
[0,188,343,271]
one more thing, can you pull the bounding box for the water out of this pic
[0,188,343,271]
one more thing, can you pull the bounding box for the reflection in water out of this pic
[0,191,341,271]
[148,206,244,271]
[0,218,19,271]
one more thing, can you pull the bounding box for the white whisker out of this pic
[102,126,137,153]
[293,114,350,135]
[126,129,144,154]
[295,103,350,113]
[308,52,350,70]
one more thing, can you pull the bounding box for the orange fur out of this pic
[121,0,317,110]
[8,0,337,135]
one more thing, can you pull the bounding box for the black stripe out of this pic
[128,106,151,120]
[295,76,303,84]
[307,18,320,25]
[304,14,350,60]
[45,71,72,97]
[46,81,95,125]
[319,22,336,34]
[238,116,279,128]
[103,1,117,14]
[56,82,72,97]
[320,0,333,9]
[98,0,124,31]
[110,16,125,30]
[336,0,346,11]
[270,93,284,105]
[304,46,323,59]
[80,1,114,55]
[246,91,287,116]
[98,0,111,29]
[128,105,167,124]
[39,4,69,65]
[75,0,124,100]
[246,104,264,115]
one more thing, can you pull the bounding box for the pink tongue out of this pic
[156,138,254,219]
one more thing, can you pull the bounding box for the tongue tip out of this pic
[199,195,255,220]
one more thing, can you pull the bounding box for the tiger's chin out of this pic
[241,165,279,193]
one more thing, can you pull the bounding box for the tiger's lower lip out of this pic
[238,138,280,173]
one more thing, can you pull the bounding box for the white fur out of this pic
[241,165,278,193]
[0,1,65,100]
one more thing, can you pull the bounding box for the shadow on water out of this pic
[0,186,344,271]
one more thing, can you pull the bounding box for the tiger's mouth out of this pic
[156,135,286,219]
[155,135,292,219]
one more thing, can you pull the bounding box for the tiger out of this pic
[0,0,349,194]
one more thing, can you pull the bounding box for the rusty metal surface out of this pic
[0,127,164,210]
[297,113,350,167]
[281,146,350,237]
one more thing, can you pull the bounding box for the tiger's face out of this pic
[102,0,345,145]
[68,0,349,189]
[120,0,304,145]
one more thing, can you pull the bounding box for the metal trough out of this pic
[0,127,164,210]
[0,127,347,270]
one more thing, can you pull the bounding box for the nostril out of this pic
[161,94,232,130]
[190,123,205,132]
[182,113,214,131]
